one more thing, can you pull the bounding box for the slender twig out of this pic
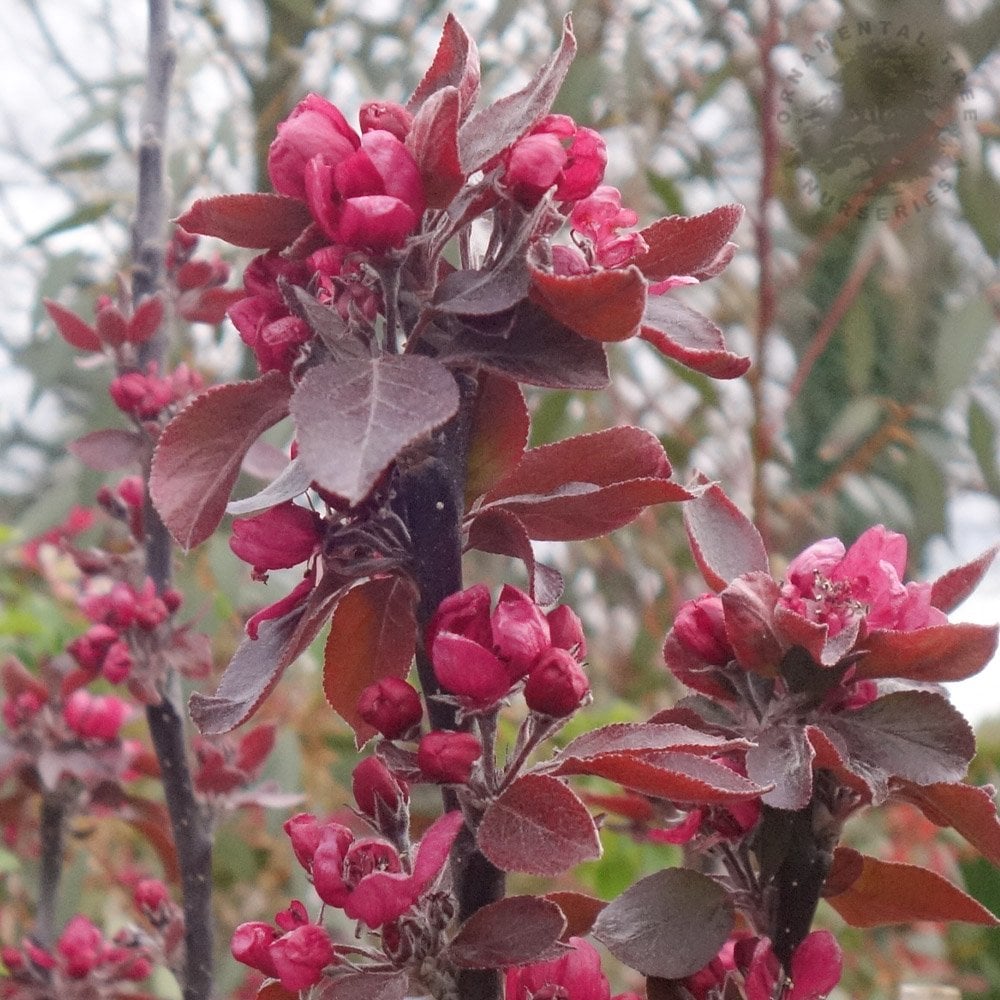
[36,792,66,947]
[747,0,781,550]
[130,5,215,1000]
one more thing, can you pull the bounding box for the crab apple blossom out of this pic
[304,128,426,252]
[359,100,413,140]
[267,93,360,200]
[501,114,607,206]
[356,677,423,739]
[352,755,409,825]
[524,647,590,717]
[568,185,649,269]
[417,730,482,784]
[506,936,641,1000]
[63,689,131,741]
[229,501,324,577]
[779,524,946,639]
[268,923,336,991]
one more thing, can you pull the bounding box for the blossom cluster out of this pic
[0,916,153,1000]
[506,937,642,1000]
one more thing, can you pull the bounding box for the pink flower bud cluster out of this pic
[62,689,131,741]
[679,930,842,1000]
[232,809,464,990]
[427,584,590,717]
[69,578,180,688]
[500,114,607,207]
[108,362,204,421]
[0,915,153,999]
[268,93,425,253]
[506,936,642,1000]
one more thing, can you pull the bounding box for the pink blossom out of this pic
[57,915,103,979]
[283,812,330,871]
[352,755,409,823]
[357,677,423,738]
[672,593,733,666]
[417,730,482,784]
[432,630,513,707]
[569,185,649,268]
[268,923,335,990]
[312,810,463,928]
[506,937,613,1000]
[268,93,360,200]
[63,690,131,741]
[427,583,494,650]
[524,647,590,717]
[779,525,947,638]
[501,115,607,206]
[304,130,426,252]
[231,921,279,979]
[491,585,551,680]
[229,502,323,577]
[359,100,414,141]
[546,604,587,658]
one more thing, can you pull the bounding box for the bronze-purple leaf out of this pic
[176,193,313,249]
[291,356,459,506]
[150,371,292,549]
[640,297,751,379]
[593,868,733,979]
[447,896,568,969]
[477,774,601,876]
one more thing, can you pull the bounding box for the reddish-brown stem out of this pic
[131,4,215,1000]
[747,0,782,549]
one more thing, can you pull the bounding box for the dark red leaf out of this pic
[544,892,607,940]
[640,298,751,379]
[68,429,143,471]
[44,299,102,352]
[406,87,465,209]
[150,371,292,549]
[477,774,601,876]
[593,868,734,979]
[804,725,874,804]
[257,983,299,1000]
[226,458,314,517]
[447,896,567,969]
[127,294,164,344]
[406,13,480,120]
[632,205,745,282]
[683,478,768,591]
[821,691,976,804]
[458,16,577,173]
[893,780,1000,868]
[854,623,999,683]
[745,723,815,811]
[556,722,739,761]
[529,265,646,342]
[189,573,345,734]
[285,286,368,361]
[482,427,690,540]
[467,507,564,605]
[825,847,999,927]
[551,750,765,803]
[931,546,998,613]
[433,256,530,316]
[291,356,459,506]
[176,194,313,249]
[465,372,529,504]
[433,300,610,389]
[313,971,407,1000]
[322,576,418,747]
[179,287,245,325]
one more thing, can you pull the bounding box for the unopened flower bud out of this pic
[417,730,481,785]
[357,677,422,739]
[359,101,414,141]
[546,604,587,659]
[492,585,550,679]
[673,594,732,666]
[63,690,130,741]
[524,647,590,717]
[134,878,170,917]
[283,813,323,871]
[57,915,102,979]
[352,756,409,825]
[68,624,119,674]
[426,584,493,651]
[432,631,512,707]
[101,640,133,683]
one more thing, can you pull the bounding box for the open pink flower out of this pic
[506,936,639,1000]
[229,502,324,578]
[779,524,946,640]
[502,115,607,206]
[311,810,463,928]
